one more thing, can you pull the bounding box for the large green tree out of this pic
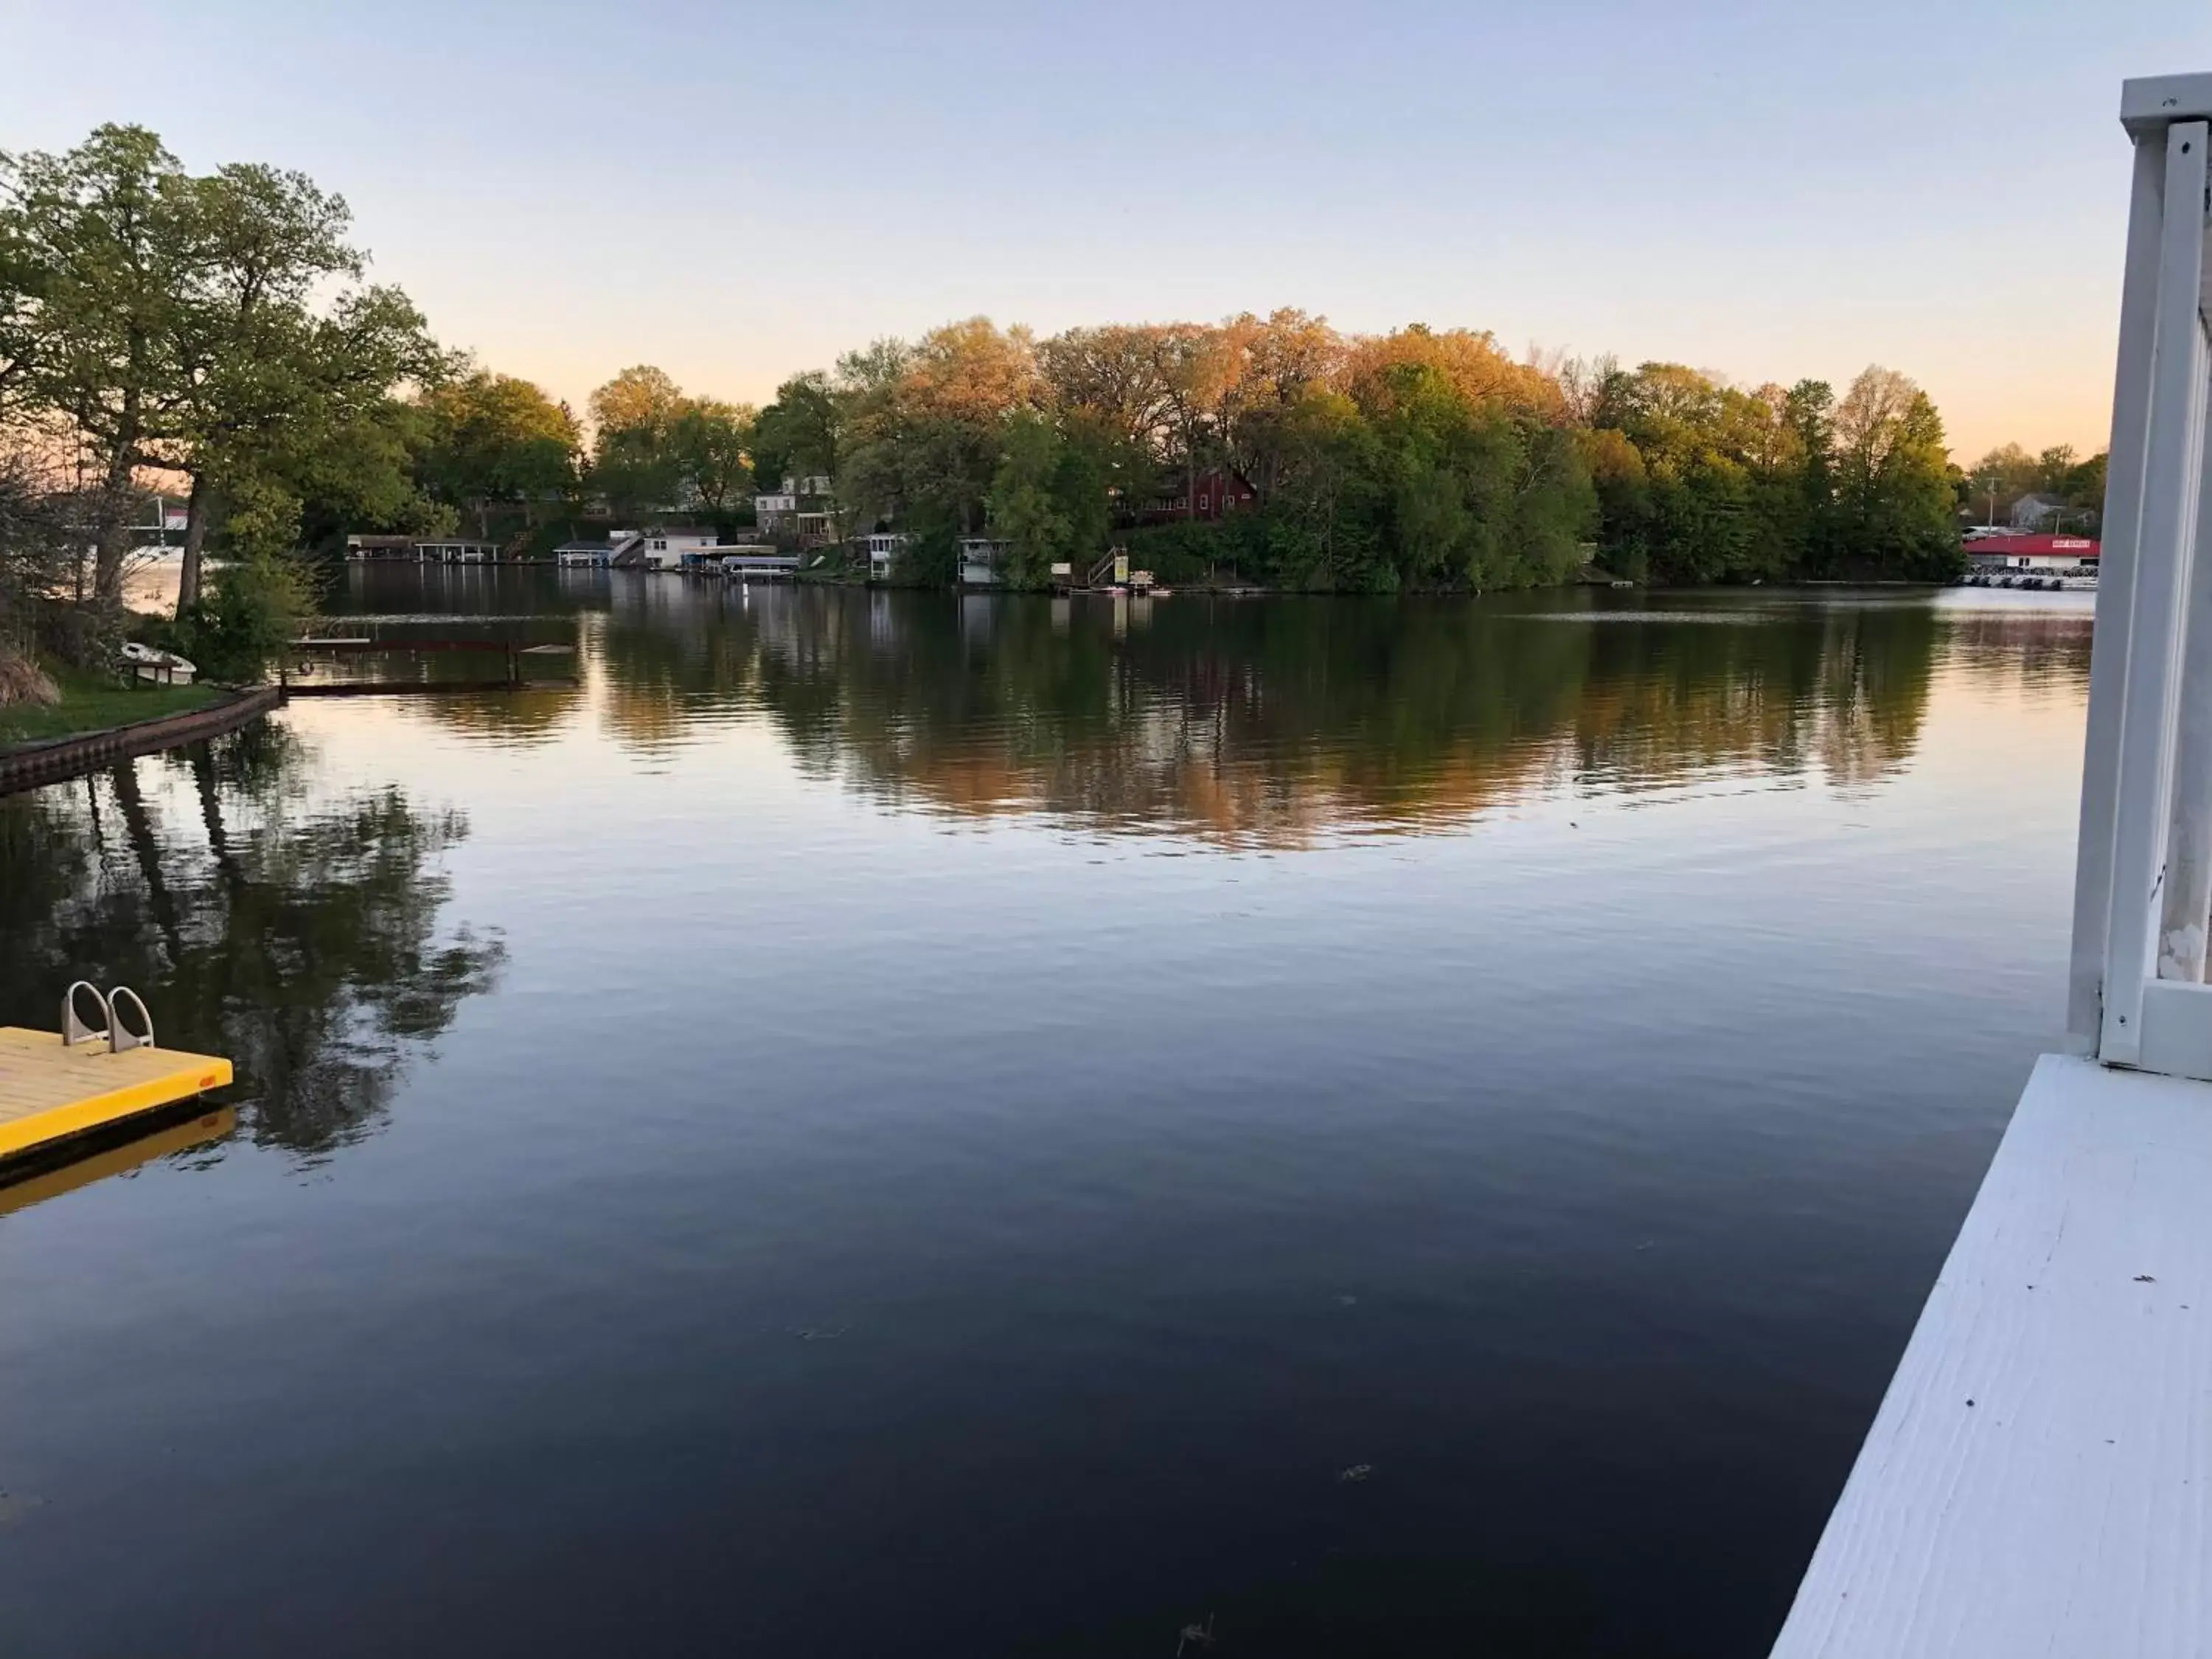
[161,163,442,605]
[0,125,195,612]
[414,370,580,538]
[587,364,684,518]
[0,125,442,618]
[585,366,755,521]
[750,371,843,493]
[1833,366,1959,579]
[987,411,1109,588]
[672,397,755,515]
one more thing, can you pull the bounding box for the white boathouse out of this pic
[959,538,1008,586]
[857,532,908,580]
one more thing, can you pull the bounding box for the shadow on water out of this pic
[0,719,505,1163]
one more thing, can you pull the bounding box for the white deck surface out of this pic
[1771,1054,2212,1657]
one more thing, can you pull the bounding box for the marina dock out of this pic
[0,1026,233,1164]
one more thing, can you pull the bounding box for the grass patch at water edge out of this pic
[0,668,223,748]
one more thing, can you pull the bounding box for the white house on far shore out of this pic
[753,476,834,535]
[638,529,720,570]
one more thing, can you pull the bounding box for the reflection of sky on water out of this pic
[0,575,2099,1659]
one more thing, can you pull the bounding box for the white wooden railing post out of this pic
[2068,133,2171,1050]
[2096,118,2211,1068]
[2157,372,2212,983]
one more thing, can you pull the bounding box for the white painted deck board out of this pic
[1771,1054,2212,1658]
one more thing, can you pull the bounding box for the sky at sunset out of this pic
[7,0,2209,460]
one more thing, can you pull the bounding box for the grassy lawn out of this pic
[0,668,224,748]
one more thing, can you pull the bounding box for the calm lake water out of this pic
[0,573,2093,1658]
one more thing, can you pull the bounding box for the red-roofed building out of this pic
[1137,469,1259,525]
[1964,533,2101,574]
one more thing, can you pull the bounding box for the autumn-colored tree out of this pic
[1341,326,1565,424]
[725,313,1972,594]
[1037,324,1174,453]
[835,319,1042,540]
[1220,309,1346,500]
[586,364,686,515]
[585,366,757,521]
[1144,324,1238,518]
[588,364,683,439]
[900,317,1040,424]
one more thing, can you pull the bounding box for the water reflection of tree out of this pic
[1568,604,1939,792]
[582,588,1947,844]
[411,685,578,748]
[0,721,504,1160]
[1942,608,2095,693]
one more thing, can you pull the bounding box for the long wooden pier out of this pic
[281,636,577,695]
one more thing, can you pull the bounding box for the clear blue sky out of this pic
[7,0,2208,458]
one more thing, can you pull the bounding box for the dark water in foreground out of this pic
[0,574,2094,1658]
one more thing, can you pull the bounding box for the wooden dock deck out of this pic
[1769,1055,2212,1655]
[0,1026,233,1163]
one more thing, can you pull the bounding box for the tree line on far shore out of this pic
[0,124,2092,698]
[595,319,1971,592]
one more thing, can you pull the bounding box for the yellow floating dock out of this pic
[0,1026,233,1163]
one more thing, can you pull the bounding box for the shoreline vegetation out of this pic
[0,667,218,749]
[2,122,2110,717]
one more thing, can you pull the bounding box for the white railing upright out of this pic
[2070,74,2212,1079]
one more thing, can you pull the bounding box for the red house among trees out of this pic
[1138,469,1259,525]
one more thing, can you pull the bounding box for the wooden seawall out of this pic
[0,684,285,798]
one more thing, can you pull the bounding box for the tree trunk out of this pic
[192,743,246,891]
[91,473,135,613]
[175,474,214,613]
[109,762,183,960]
[91,389,144,613]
